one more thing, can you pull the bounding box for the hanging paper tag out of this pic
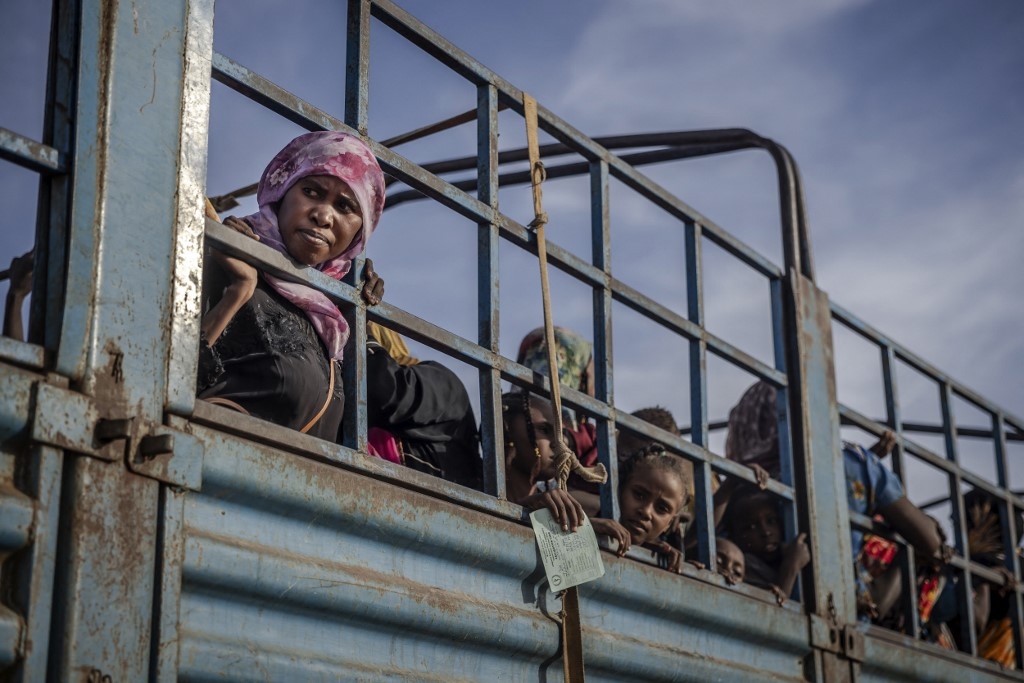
[530,509,605,591]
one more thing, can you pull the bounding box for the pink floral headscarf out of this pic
[243,131,386,360]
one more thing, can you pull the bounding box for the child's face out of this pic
[730,498,782,561]
[618,462,685,545]
[277,175,363,266]
[507,400,558,481]
[716,538,745,585]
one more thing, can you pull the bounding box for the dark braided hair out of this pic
[618,443,691,509]
[502,391,541,459]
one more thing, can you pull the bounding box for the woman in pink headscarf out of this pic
[198,131,385,439]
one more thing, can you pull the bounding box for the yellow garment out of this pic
[367,321,419,366]
[204,197,221,221]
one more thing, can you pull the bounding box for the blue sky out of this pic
[2,1,1022,503]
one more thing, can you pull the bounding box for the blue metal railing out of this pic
[4,0,1024,679]
[0,0,76,366]
[833,300,1024,664]
[203,0,815,607]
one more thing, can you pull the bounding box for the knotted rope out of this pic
[522,92,606,683]
[522,93,607,493]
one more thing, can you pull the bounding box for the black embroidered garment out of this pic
[198,280,344,440]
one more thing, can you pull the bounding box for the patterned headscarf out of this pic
[516,326,592,427]
[243,131,386,360]
[724,380,781,472]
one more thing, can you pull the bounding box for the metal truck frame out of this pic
[1,0,1022,681]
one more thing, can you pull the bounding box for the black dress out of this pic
[365,343,482,490]
[198,279,344,441]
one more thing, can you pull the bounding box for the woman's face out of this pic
[277,174,363,266]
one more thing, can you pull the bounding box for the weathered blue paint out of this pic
[591,160,620,523]
[1,0,1023,681]
[0,337,46,370]
[476,82,505,499]
[0,128,64,174]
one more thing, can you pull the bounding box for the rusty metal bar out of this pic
[345,0,371,135]
[686,218,715,569]
[833,300,1023,428]
[476,82,504,498]
[0,128,64,174]
[591,159,619,523]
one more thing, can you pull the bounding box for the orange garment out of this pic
[978,616,1016,669]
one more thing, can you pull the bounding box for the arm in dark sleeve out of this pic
[366,345,473,439]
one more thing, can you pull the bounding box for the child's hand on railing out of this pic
[590,518,631,556]
[644,539,683,574]
[869,429,897,458]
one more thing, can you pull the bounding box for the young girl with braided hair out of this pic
[590,444,691,573]
[502,391,585,532]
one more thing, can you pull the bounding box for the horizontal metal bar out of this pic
[832,301,1023,429]
[836,404,1024,512]
[379,102,511,148]
[205,219,362,307]
[182,405,527,521]
[0,337,47,370]
[369,1,819,286]
[0,127,65,174]
[370,0,522,90]
[679,419,730,436]
[839,407,1023,444]
[615,411,794,502]
[610,277,787,387]
[386,151,784,280]
[212,52,345,132]
[837,404,892,439]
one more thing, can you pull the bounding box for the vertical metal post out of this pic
[591,160,618,521]
[771,278,799,569]
[770,278,794,488]
[165,0,215,415]
[994,413,1024,669]
[881,344,921,638]
[342,0,373,453]
[8,446,63,683]
[784,271,855,683]
[9,1,78,679]
[942,382,977,654]
[345,0,372,136]
[881,345,905,481]
[49,0,200,678]
[685,220,713,568]
[30,0,77,349]
[477,83,504,498]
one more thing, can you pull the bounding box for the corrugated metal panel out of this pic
[0,478,32,669]
[173,426,811,682]
[860,632,1018,683]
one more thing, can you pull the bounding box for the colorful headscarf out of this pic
[242,131,386,360]
[724,380,781,472]
[516,326,592,427]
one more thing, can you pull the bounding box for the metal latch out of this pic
[808,614,865,662]
[32,382,118,460]
[840,624,865,662]
[125,422,203,490]
[30,381,203,490]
